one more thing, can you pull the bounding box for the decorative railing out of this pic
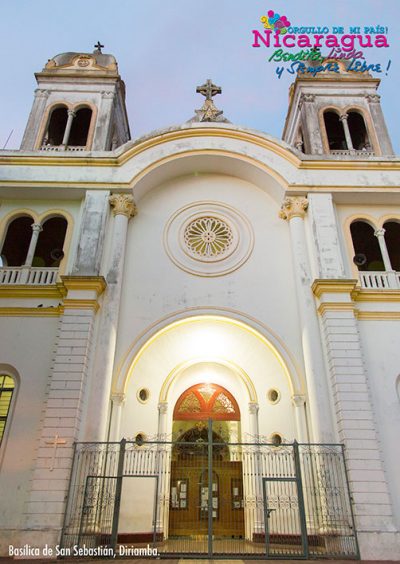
[0,267,58,285]
[330,149,375,157]
[40,145,86,152]
[359,270,400,290]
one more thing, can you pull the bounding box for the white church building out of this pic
[0,48,399,560]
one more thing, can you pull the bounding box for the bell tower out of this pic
[20,44,130,152]
[282,62,394,157]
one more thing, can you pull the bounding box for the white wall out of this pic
[358,320,400,529]
[113,173,304,388]
[0,317,59,529]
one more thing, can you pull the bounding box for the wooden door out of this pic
[169,459,244,538]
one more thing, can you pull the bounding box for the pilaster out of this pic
[312,279,397,541]
[92,91,115,151]
[365,94,394,156]
[299,94,324,155]
[20,89,49,150]
[73,191,110,275]
[307,193,346,279]
[24,276,106,532]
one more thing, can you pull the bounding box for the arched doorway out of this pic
[169,383,244,539]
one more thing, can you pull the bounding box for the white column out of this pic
[248,402,263,535]
[374,229,399,288]
[61,109,76,147]
[109,392,126,441]
[339,113,354,151]
[20,223,43,282]
[158,402,169,440]
[84,194,137,442]
[280,197,335,443]
[291,394,308,442]
[248,401,259,438]
[24,223,42,266]
[157,402,170,536]
[374,228,392,271]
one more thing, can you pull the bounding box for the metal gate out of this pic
[60,428,359,559]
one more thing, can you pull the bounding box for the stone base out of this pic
[358,531,400,560]
[0,528,61,558]
[1,527,399,560]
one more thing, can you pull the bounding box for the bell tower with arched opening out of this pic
[282,61,394,157]
[20,44,130,152]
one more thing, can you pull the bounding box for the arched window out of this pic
[34,216,68,267]
[0,375,15,446]
[324,111,347,150]
[45,106,68,146]
[174,383,240,421]
[42,105,92,150]
[383,221,400,271]
[68,107,92,147]
[1,216,33,266]
[348,111,371,151]
[350,220,384,271]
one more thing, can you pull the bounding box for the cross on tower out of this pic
[94,41,104,54]
[196,79,222,101]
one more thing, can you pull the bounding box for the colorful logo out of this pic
[260,10,291,35]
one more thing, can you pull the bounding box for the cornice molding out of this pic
[312,279,358,298]
[0,306,63,317]
[61,275,106,296]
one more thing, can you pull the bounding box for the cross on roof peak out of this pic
[93,41,104,54]
[196,79,222,101]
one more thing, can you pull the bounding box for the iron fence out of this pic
[60,428,359,559]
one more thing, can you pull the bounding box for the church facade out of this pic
[0,49,399,559]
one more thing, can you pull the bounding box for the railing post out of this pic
[19,266,30,284]
[110,438,126,550]
[293,440,309,558]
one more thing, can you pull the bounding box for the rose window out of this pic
[183,217,234,260]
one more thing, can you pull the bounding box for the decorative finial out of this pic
[194,78,226,123]
[93,41,104,54]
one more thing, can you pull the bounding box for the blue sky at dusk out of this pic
[0,0,398,151]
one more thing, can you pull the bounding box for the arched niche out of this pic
[115,314,304,442]
[129,137,295,205]
[350,220,384,271]
[323,110,346,151]
[1,215,34,266]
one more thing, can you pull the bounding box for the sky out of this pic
[0,0,398,152]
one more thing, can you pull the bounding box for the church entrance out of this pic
[169,383,244,540]
[60,435,360,559]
